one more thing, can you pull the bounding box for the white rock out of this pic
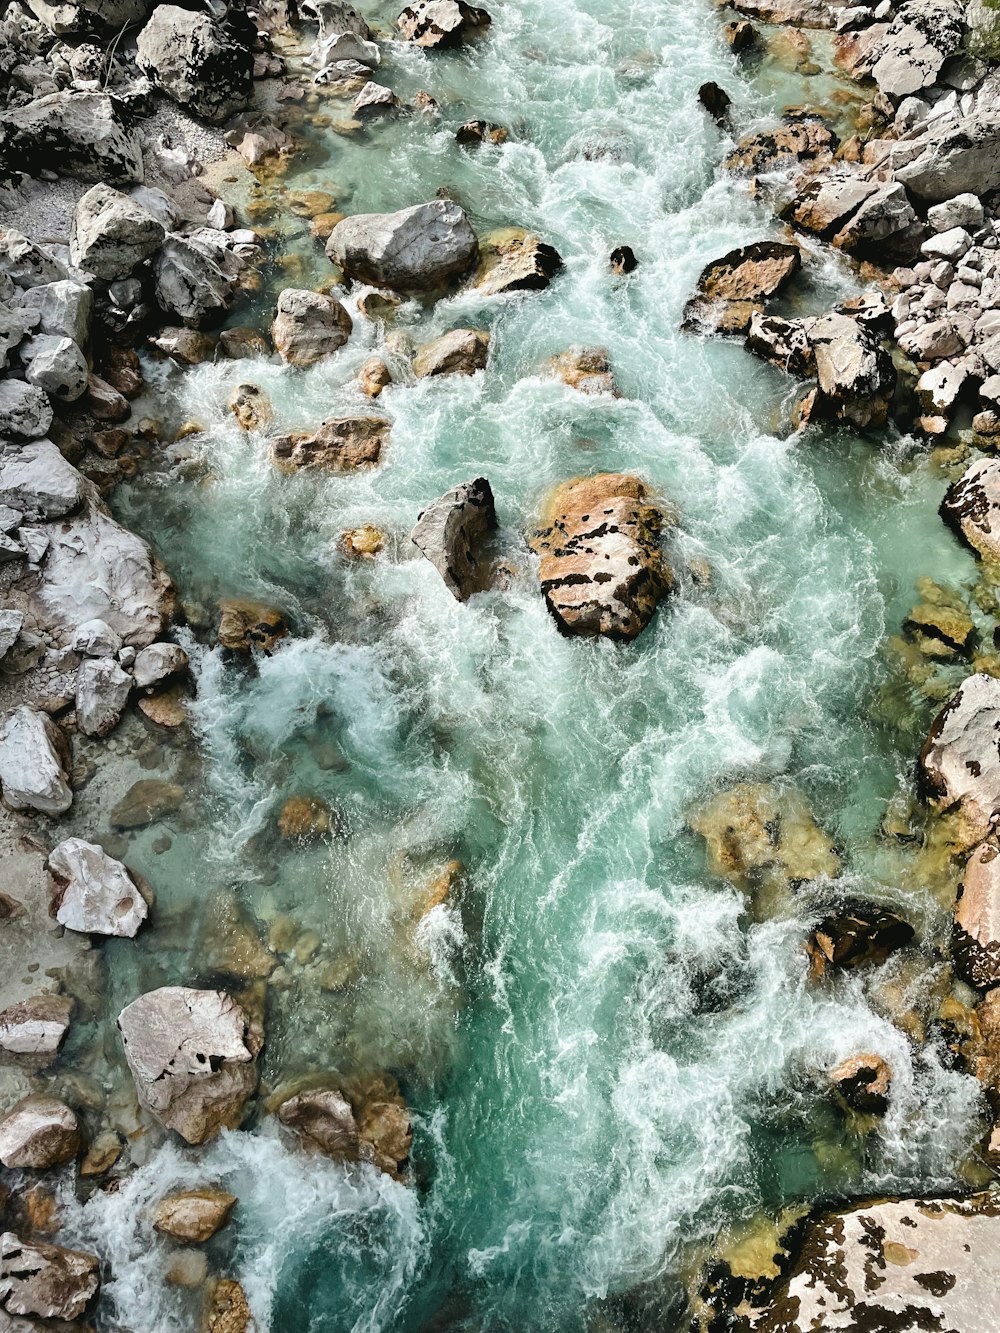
[21,333,89,402]
[206,198,234,230]
[13,280,92,346]
[129,185,180,231]
[132,641,188,689]
[0,378,52,440]
[136,4,253,123]
[0,994,73,1065]
[0,1231,98,1322]
[154,232,241,327]
[0,230,67,289]
[0,1097,79,1168]
[0,706,72,814]
[70,184,165,282]
[75,656,132,736]
[326,199,479,293]
[18,525,49,565]
[920,226,972,262]
[928,192,985,232]
[48,837,148,937]
[0,440,84,519]
[70,618,122,657]
[0,610,23,659]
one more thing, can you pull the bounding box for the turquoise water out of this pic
[54,0,993,1329]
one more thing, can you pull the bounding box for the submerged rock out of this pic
[756,1194,1000,1332]
[228,383,272,432]
[941,457,1000,562]
[70,184,165,282]
[278,1087,359,1159]
[270,416,388,472]
[954,835,1000,989]
[326,200,479,293]
[0,1232,99,1322]
[278,795,335,842]
[154,1189,237,1243]
[204,1277,253,1333]
[0,994,74,1068]
[531,474,669,640]
[136,4,253,122]
[217,598,287,653]
[118,986,261,1144]
[410,476,497,601]
[0,1097,80,1168]
[807,901,914,974]
[919,673,1000,834]
[272,288,352,366]
[396,0,490,46]
[346,1073,412,1177]
[828,1053,892,1114]
[0,707,72,815]
[110,778,184,829]
[550,346,617,395]
[413,328,489,377]
[48,837,149,938]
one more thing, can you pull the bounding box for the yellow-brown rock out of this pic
[155,1189,237,1244]
[278,795,333,842]
[217,599,287,653]
[228,384,272,433]
[340,525,385,557]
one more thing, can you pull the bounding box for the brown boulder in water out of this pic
[684,240,801,335]
[530,474,669,641]
[411,477,497,601]
[270,416,389,473]
[217,599,287,653]
[828,1053,892,1114]
[154,1189,237,1243]
[806,901,914,976]
[278,1088,360,1160]
[413,328,489,378]
[0,1097,81,1168]
[228,383,272,432]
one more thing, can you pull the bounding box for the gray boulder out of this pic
[272,288,353,366]
[48,837,148,937]
[919,673,1000,834]
[153,232,241,326]
[808,310,896,428]
[75,656,132,736]
[831,181,924,261]
[0,610,23,660]
[21,334,89,402]
[396,0,491,46]
[136,4,253,123]
[0,994,74,1067]
[0,706,72,815]
[1,91,144,182]
[0,1232,98,1322]
[0,440,84,519]
[893,112,1000,202]
[0,379,52,440]
[0,231,66,289]
[278,1087,360,1159]
[928,192,984,231]
[327,200,479,293]
[413,327,489,377]
[70,184,165,282]
[118,986,261,1143]
[0,1096,80,1168]
[866,0,965,98]
[14,279,92,346]
[25,0,148,33]
[411,477,496,601]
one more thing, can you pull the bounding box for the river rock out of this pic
[782,173,878,239]
[70,184,165,282]
[919,674,1000,832]
[349,1073,412,1177]
[154,1188,237,1243]
[954,835,1000,988]
[756,1194,1000,1332]
[216,598,286,653]
[830,180,924,261]
[153,233,240,327]
[410,476,496,601]
[808,310,896,428]
[0,707,71,815]
[531,474,669,640]
[475,232,562,297]
[0,379,52,440]
[271,288,352,366]
[133,641,188,690]
[397,0,490,46]
[729,0,833,24]
[929,193,984,232]
[110,777,184,828]
[48,837,148,937]
[0,1233,99,1322]
[278,1087,359,1159]
[136,4,253,122]
[24,0,147,31]
[75,656,132,736]
[725,119,836,176]
[865,0,965,98]
[354,81,401,116]
[686,241,800,333]
[745,312,816,376]
[204,1277,253,1333]
[327,200,479,293]
[828,1053,892,1114]
[0,1097,80,1168]
[270,416,388,472]
[941,457,1000,561]
[118,986,261,1143]
[807,900,914,974]
[1,90,144,183]
[413,328,489,377]
[0,994,73,1067]
[893,112,1000,202]
[228,383,272,432]
[71,619,121,658]
[21,335,88,403]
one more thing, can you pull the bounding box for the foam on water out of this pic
[75,0,995,1326]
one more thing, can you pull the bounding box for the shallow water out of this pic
[53,0,996,1328]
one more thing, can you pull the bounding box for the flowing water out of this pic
[49,0,998,1328]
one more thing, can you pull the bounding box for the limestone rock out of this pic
[686,241,800,332]
[21,335,88,403]
[756,1194,1000,1332]
[0,707,71,815]
[893,112,1000,202]
[475,231,562,297]
[354,81,401,116]
[228,383,272,432]
[24,0,148,30]
[327,200,479,293]
[0,1097,80,1168]
[830,181,923,262]
[1,91,144,182]
[150,326,217,364]
[0,379,52,441]
[867,0,965,98]
[136,4,253,122]
[14,279,92,346]
[531,474,668,640]
[154,233,241,327]
[0,232,66,289]
[133,642,188,690]
[782,173,878,239]
[745,312,815,376]
[954,835,1000,988]
[75,656,132,737]
[828,1053,892,1114]
[70,184,165,282]
[48,837,148,938]
[0,610,23,660]
[271,288,352,366]
[340,524,384,556]
[413,328,489,377]
[0,1233,99,1322]
[278,1088,359,1159]
[396,0,490,47]
[118,986,261,1144]
[411,476,496,601]
[204,1277,253,1333]
[72,620,124,660]
[110,777,184,828]
[154,1189,237,1243]
[270,416,388,472]
[941,457,1000,562]
[0,994,73,1067]
[808,310,896,429]
[551,347,617,394]
[358,356,391,397]
[928,193,984,232]
[728,0,834,25]
[217,599,287,653]
[348,1073,412,1178]
[725,119,836,176]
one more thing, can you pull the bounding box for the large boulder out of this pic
[153,232,242,327]
[866,0,965,98]
[954,835,1000,989]
[807,310,896,429]
[807,901,914,974]
[0,231,66,289]
[154,1189,237,1243]
[0,1233,99,1322]
[0,994,74,1068]
[396,0,490,46]
[941,457,1000,562]
[530,474,669,640]
[0,707,71,815]
[474,232,563,297]
[326,200,479,293]
[270,416,388,472]
[756,1194,1000,1332]
[1,91,144,183]
[920,674,1000,834]
[0,1096,80,1168]
[21,334,89,403]
[830,181,924,262]
[75,656,132,736]
[892,113,1000,202]
[685,240,801,333]
[828,1053,892,1114]
[413,327,489,377]
[278,1087,360,1159]
[14,279,93,346]
[410,476,497,601]
[271,288,353,366]
[0,379,52,441]
[117,986,261,1143]
[136,4,253,122]
[70,184,165,282]
[48,838,149,938]
[782,173,879,239]
[25,0,148,32]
